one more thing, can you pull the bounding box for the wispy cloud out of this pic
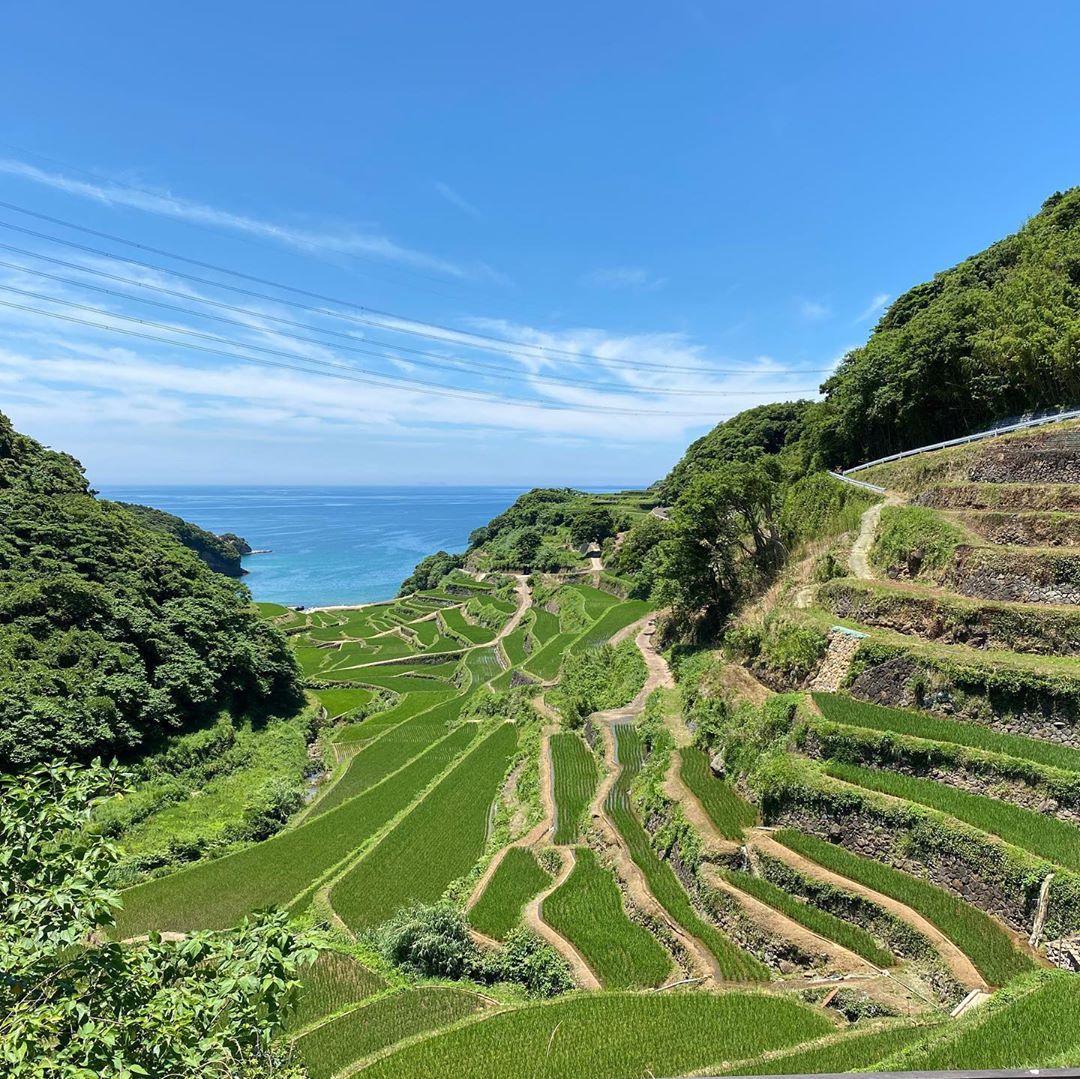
[432,180,482,219]
[855,291,890,323]
[797,298,831,321]
[582,266,666,291]
[0,158,488,280]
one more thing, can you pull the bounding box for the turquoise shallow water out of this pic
[99,486,530,608]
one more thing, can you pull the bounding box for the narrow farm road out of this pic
[747,830,988,992]
[524,849,602,990]
[848,493,903,579]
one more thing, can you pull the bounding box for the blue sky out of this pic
[2,1,1079,486]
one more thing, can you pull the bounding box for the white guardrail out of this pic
[827,471,886,495]
[842,407,1080,475]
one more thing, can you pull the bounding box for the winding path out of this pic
[848,493,903,579]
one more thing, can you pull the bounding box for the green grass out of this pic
[541,847,671,989]
[115,722,478,936]
[813,692,1080,774]
[775,829,1036,986]
[550,732,598,844]
[468,847,552,940]
[295,987,488,1079]
[285,950,386,1032]
[719,869,895,968]
[331,723,519,931]
[714,1022,932,1075]
[679,747,758,840]
[311,696,474,818]
[894,972,1080,1069]
[358,991,836,1079]
[568,600,651,653]
[827,760,1080,872]
[607,725,769,980]
[311,686,375,718]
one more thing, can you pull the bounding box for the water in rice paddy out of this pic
[97,486,529,608]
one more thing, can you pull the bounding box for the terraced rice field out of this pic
[719,869,895,967]
[568,599,651,653]
[331,723,519,931]
[465,645,503,684]
[469,847,551,940]
[679,746,758,840]
[523,631,577,680]
[775,829,1036,985]
[501,623,530,666]
[285,950,386,1032]
[550,732,598,844]
[566,583,622,620]
[356,991,836,1079]
[542,847,671,988]
[607,725,769,980]
[441,605,497,644]
[332,689,456,745]
[311,686,375,719]
[826,760,1080,871]
[115,722,479,936]
[529,608,560,644]
[296,987,489,1079]
[813,692,1080,773]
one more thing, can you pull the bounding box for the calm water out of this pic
[99,486,530,608]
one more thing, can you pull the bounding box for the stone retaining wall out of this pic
[969,443,1080,485]
[954,511,1080,548]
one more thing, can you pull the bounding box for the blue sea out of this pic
[99,486,532,608]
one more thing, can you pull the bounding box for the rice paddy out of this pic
[774,829,1036,985]
[679,746,758,840]
[285,949,386,1032]
[607,725,769,980]
[550,732,598,844]
[356,991,836,1079]
[826,760,1080,871]
[295,987,489,1079]
[541,847,672,988]
[468,846,552,940]
[330,723,519,931]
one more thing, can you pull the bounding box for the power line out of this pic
[0,199,831,377]
[0,257,820,398]
[1,296,756,419]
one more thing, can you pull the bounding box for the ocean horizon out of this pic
[98,484,630,608]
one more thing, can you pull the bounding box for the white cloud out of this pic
[432,180,482,219]
[582,266,666,291]
[855,291,890,323]
[0,158,488,280]
[797,298,831,321]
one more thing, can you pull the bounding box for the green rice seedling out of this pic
[606,726,769,980]
[294,644,334,677]
[523,631,576,680]
[468,847,552,940]
[358,990,835,1079]
[312,696,473,818]
[541,847,671,988]
[826,761,1080,871]
[295,987,489,1079]
[775,829,1036,985]
[714,1022,933,1075]
[332,690,455,745]
[442,605,497,645]
[501,624,530,666]
[255,601,292,619]
[893,971,1080,1068]
[719,869,895,967]
[331,723,519,931]
[285,949,386,1032]
[566,583,622,620]
[530,608,560,645]
[679,747,758,840]
[550,732,598,844]
[568,600,651,653]
[465,646,503,684]
[114,723,478,937]
[311,686,375,719]
[337,662,459,692]
[812,692,1080,773]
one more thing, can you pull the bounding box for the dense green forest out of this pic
[114,501,249,577]
[0,411,302,767]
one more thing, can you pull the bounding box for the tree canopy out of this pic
[0,411,303,767]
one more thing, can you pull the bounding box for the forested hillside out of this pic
[0,410,302,767]
[114,501,249,577]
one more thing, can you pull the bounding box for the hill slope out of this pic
[0,410,302,767]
